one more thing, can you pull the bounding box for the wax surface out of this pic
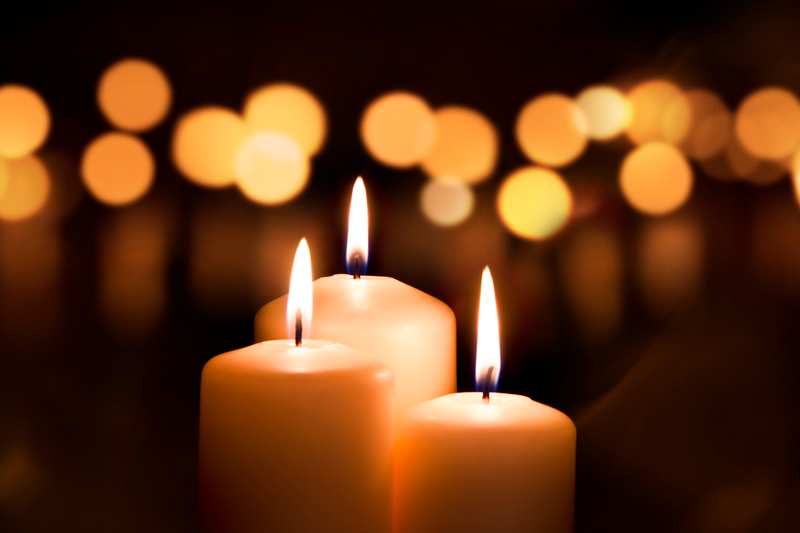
[199,340,394,533]
[393,393,576,533]
[255,275,456,414]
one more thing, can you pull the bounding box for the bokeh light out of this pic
[734,87,800,160]
[515,93,588,167]
[681,89,732,161]
[360,92,436,167]
[81,132,155,206]
[419,178,474,227]
[0,85,50,159]
[172,107,248,188]
[420,106,498,183]
[497,166,572,239]
[243,83,326,156]
[726,137,760,178]
[575,86,632,140]
[626,80,692,145]
[97,58,172,132]
[235,132,309,205]
[0,156,50,221]
[619,142,692,215]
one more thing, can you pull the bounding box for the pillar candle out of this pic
[393,267,576,533]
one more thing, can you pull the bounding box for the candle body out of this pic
[255,275,456,415]
[394,393,576,533]
[199,340,394,533]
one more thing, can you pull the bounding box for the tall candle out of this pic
[255,178,455,415]
[199,239,394,533]
[393,267,576,533]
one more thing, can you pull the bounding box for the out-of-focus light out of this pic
[575,86,632,140]
[626,80,692,145]
[360,92,436,167]
[515,93,588,167]
[681,89,732,161]
[172,106,248,188]
[81,132,155,206]
[619,142,692,215]
[243,83,326,156]
[726,137,761,178]
[790,151,800,205]
[235,132,309,205]
[420,106,498,184]
[97,58,172,132]
[735,87,800,160]
[419,178,474,227]
[0,85,50,159]
[0,156,50,221]
[497,166,572,239]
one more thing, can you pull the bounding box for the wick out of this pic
[482,365,494,403]
[295,308,302,346]
[350,254,363,279]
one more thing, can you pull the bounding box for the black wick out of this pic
[482,365,494,403]
[350,253,363,279]
[295,308,302,346]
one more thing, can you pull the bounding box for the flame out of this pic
[286,238,312,343]
[346,177,369,276]
[475,266,501,393]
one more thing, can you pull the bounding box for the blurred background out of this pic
[2,0,800,531]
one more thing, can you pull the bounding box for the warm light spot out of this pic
[286,238,313,342]
[626,80,692,145]
[97,58,172,132]
[790,151,800,204]
[497,166,572,239]
[420,106,498,183]
[0,156,50,221]
[360,92,436,167]
[172,106,248,188]
[735,87,800,160]
[475,266,500,393]
[0,85,50,159]
[81,132,155,206]
[346,177,369,275]
[726,137,760,178]
[419,178,474,227]
[619,142,693,215]
[681,89,732,161]
[243,83,327,156]
[0,160,8,199]
[575,86,632,140]
[235,132,309,205]
[516,93,588,167]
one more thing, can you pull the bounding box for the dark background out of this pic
[2,0,800,531]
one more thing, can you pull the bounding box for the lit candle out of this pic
[254,178,456,415]
[393,267,576,533]
[199,239,394,533]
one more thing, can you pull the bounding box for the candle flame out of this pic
[286,238,312,343]
[346,177,369,277]
[476,266,501,393]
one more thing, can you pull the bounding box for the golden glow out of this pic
[420,178,474,227]
[619,142,692,215]
[791,150,800,205]
[360,92,436,167]
[626,80,692,145]
[235,132,309,205]
[0,156,50,221]
[81,132,155,206]
[498,167,572,240]
[516,93,588,166]
[0,85,50,159]
[575,86,632,140]
[172,106,248,188]
[243,83,326,156]
[735,87,800,160]
[726,137,760,178]
[0,159,8,199]
[681,89,732,161]
[286,238,313,342]
[346,177,369,274]
[475,266,500,393]
[97,58,172,132]
[420,106,498,183]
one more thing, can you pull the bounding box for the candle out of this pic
[393,267,576,533]
[199,239,394,533]
[254,178,456,415]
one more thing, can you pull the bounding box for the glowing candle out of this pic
[255,178,456,415]
[393,268,576,533]
[199,239,394,533]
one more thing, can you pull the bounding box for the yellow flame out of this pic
[476,267,500,392]
[346,177,369,274]
[286,238,313,342]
